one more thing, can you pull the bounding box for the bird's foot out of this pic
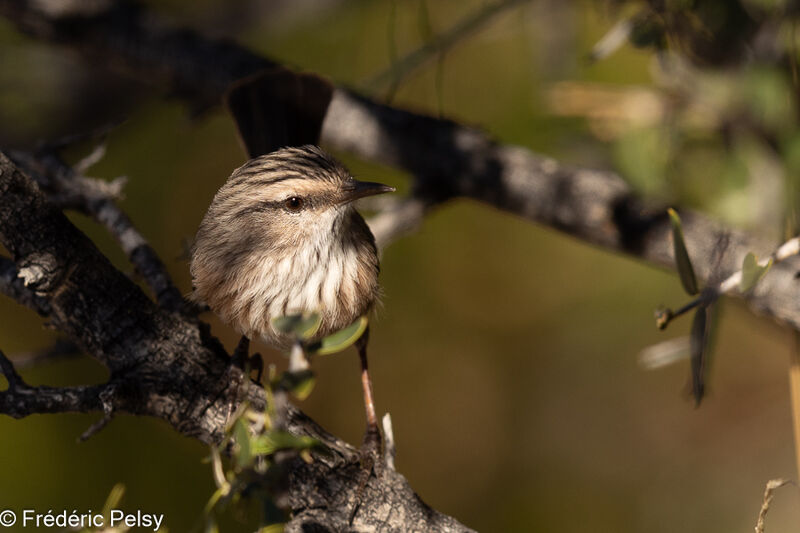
[230,336,264,383]
[349,424,383,525]
[360,422,383,468]
[246,352,264,383]
[227,337,264,417]
[230,336,250,371]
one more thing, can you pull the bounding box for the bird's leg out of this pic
[224,336,252,419]
[230,336,264,382]
[356,328,381,453]
[249,353,264,382]
[231,335,250,369]
[349,329,383,525]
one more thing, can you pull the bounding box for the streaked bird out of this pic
[191,144,393,445]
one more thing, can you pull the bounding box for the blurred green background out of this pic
[1,1,799,531]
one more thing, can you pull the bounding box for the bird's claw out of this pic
[360,423,383,467]
[349,424,384,525]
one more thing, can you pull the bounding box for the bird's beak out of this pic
[338,180,395,204]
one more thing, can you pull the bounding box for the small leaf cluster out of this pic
[272,312,369,356]
[203,398,320,532]
[271,313,368,400]
[657,209,772,404]
[203,313,369,531]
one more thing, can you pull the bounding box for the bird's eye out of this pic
[284,196,304,211]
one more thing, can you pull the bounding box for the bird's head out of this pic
[194,145,394,261]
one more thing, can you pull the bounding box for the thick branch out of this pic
[2,0,797,331]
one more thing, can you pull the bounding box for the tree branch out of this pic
[2,0,797,332]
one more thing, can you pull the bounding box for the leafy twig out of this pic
[658,236,800,330]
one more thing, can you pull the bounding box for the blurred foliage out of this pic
[203,397,318,532]
[1,1,800,532]
[564,0,800,236]
[603,0,800,409]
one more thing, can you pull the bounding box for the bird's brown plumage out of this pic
[190,146,385,348]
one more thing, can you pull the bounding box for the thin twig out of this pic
[2,348,111,426]
[364,0,527,93]
[754,478,792,533]
[79,384,118,441]
[78,412,115,441]
[791,334,800,481]
[7,149,187,313]
[73,142,107,175]
[13,339,81,370]
[588,18,633,63]
[38,120,125,152]
[0,349,22,390]
[382,413,397,471]
[718,237,800,293]
[638,336,691,369]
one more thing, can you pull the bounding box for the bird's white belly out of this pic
[239,239,360,343]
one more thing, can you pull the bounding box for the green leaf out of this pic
[204,487,227,515]
[274,369,316,400]
[739,252,772,292]
[307,316,368,356]
[102,484,125,519]
[271,313,321,340]
[233,418,252,469]
[668,208,699,295]
[250,431,318,456]
[205,517,220,533]
[291,373,315,401]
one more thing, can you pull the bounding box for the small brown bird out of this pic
[190,145,393,439]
